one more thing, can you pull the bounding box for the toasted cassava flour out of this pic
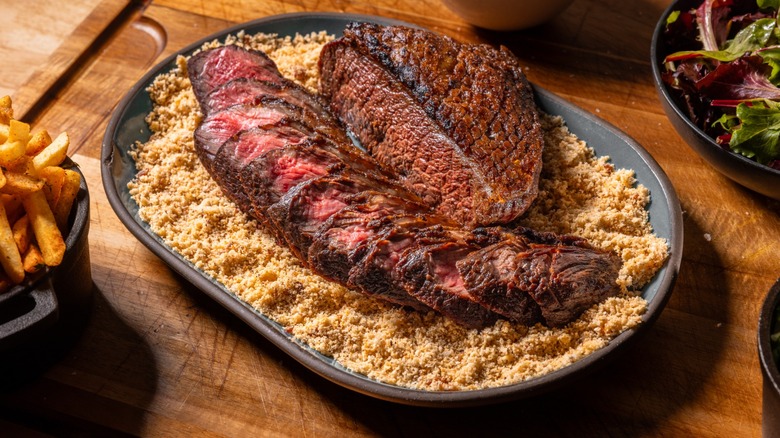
[127,31,668,391]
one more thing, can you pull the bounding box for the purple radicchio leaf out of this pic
[695,55,780,100]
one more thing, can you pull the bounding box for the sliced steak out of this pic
[514,245,622,327]
[348,215,451,312]
[240,140,342,220]
[394,230,499,328]
[458,229,621,327]
[199,122,307,215]
[188,44,283,105]
[204,78,330,116]
[320,40,478,220]
[320,23,544,226]
[193,104,288,173]
[265,174,370,259]
[457,238,544,326]
[308,191,428,285]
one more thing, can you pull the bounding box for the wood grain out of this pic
[0,0,104,98]
[0,0,778,436]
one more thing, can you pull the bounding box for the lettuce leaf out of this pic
[726,99,780,162]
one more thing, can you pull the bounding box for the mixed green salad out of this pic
[662,0,780,169]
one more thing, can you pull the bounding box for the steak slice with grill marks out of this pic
[319,23,544,226]
[393,227,499,328]
[240,140,343,222]
[204,78,330,116]
[209,124,311,213]
[458,228,621,327]
[308,192,433,310]
[320,40,474,214]
[188,44,284,107]
[513,244,622,327]
[456,237,544,325]
[193,104,288,174]
[265,173,370,259]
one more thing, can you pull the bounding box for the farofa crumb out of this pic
[127,32,667,391]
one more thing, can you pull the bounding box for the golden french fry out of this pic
[12,215,30,254]
[39,165,66,207]
[32,132,69,171]
[0,140,26,167]
[26,129,52,157]
[53,169,80,230]
[2,194,23,225]
[22,243,45,274]
[0,201,25,283]
[0,171,44,196]
[7,119,30,143]
[22,190,65,266]
[0,96,12,125]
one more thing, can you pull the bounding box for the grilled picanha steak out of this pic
[186,41,621,328]
[319,22,544,227]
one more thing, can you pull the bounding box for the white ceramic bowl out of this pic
[441,0,574,31]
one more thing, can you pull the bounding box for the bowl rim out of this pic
[649,0,780,179]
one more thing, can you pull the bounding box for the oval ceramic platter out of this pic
[101,12,683,407]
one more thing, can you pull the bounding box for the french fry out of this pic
[2,194,23,225]
[32,132,69,171]
[12,215,30,254]
[53,169,80,230]
[0,97,77,284]
[22,190,65,266]
[7,120,30,143]
[22,243,45,274]
[0,171,44,196]
[0,96,12,125]
[0,140,26,168]
[26,129,52,157]
[0,201,25,283]
[39,165,66,207]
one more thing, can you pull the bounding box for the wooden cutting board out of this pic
[0,0,777,436]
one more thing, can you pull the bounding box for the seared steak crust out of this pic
[320,22,544,226]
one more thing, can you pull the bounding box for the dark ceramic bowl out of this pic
[0,159,92,355]
[650,1,780,200]
[759,279,780,437]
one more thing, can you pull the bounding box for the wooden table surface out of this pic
[1,0,778,436]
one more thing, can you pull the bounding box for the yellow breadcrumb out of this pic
[127,32,667,391]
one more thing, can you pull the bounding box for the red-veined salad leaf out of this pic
[696,0,735,50]
[697,55,780,99]
[665,17,778,62]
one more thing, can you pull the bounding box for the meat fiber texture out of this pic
[186,38,621,329]
[319,22,543,228]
